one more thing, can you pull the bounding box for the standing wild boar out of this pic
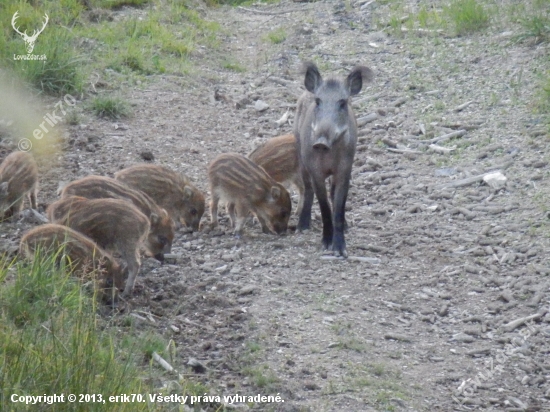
[46,196,150,296]
[114,164,205,231]
[208,153,291,237]
[19,223,126,299]
[0,151,38,220]
[248,133,305,216]
[61,175,175,259]
[294,62,373,257]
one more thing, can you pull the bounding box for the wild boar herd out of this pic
[0,63,373,301]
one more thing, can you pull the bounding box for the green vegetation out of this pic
[91,96,131,119]
[0,0,221,96]
[444,0,489,35]
[222,59,246,72]
[0,252,151,411]
[265,27,287,44]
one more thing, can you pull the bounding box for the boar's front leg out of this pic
[297,165,314,231]
[311,174,333,251]
[331,169,351,258]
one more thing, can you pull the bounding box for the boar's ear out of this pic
[150,212,160,225]
[271,186,281,200]
[0,181,8,194]
[346,66,373,96]
[304,62,322,93]
[183,186,193,200]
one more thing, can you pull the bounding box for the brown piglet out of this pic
[248,133,305,216]
[208,153,291,237]
[61,175,175,260]
[114,164,205,232]
[47,196,150,296]
[0,151,38,220]
[19,223,126,300]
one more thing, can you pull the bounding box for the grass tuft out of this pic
[265,27,287,44]
[445,0,489,35]
[91,96,131,119]
[519,14,550,44]
[0,252,150,412]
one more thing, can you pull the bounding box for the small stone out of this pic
[187,358,207,373]
[482,171,507,190]
[254,100,269,112]
[303,381,320,390]
[239,285,258,295]
[235,96,251,109]
[140,151,154,161]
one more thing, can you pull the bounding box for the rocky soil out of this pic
[2,0,550,411]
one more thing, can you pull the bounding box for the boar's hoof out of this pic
[312,136,330,150]
[333,246,348,258]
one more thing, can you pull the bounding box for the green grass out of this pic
[444,0,489,35]
[90,96,131,119]
[0,3,84,96]
[0,0,221,96]
[265,27,287,44]
[222,59,246,72]
[0,252,151,412]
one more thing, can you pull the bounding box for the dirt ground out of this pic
[2,0,550,411]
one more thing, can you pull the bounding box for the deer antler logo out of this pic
[11,11,49,54]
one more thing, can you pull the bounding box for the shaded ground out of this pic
[1,0,550,411]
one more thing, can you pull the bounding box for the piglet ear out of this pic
[271,186,281,200]
[150,212,160,225]
[183,186,193,199]
[0,181,8,194]
[345,66,374,96]
[304,62,322,93]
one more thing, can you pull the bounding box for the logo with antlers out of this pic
[11,11,49,54]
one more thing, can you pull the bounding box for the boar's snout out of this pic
[273,223,288,235]
[313,136,330,150]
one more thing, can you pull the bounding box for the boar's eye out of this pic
[190,208,197,216]
[338,99,347,110]
[158,235,168,246]
[281,211,288,219]
[315,98,321,107]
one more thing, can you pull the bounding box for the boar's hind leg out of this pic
[227,202,236,228]
[209,192,220,228]
[233,203,248,238]
[297,166,314,231]
[121,249,141,297]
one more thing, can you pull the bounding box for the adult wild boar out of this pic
[294,62,373,257]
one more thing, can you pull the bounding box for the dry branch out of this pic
[414,129,467,145]
[429,144,456,154]
[501,313,542,332]
[453,101,473,112]
[387,148,423,154]
[237,5,313,15]
[153,352,174,372]
[435,170,504,191]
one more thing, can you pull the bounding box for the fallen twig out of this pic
[435,171,497,190]
[501,313,542,333]
[429,144,456,154]
[153,352,174,372]
[237,5,313,15]
[413,129,467,145]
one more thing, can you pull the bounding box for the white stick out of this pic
[153,352,174,372]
